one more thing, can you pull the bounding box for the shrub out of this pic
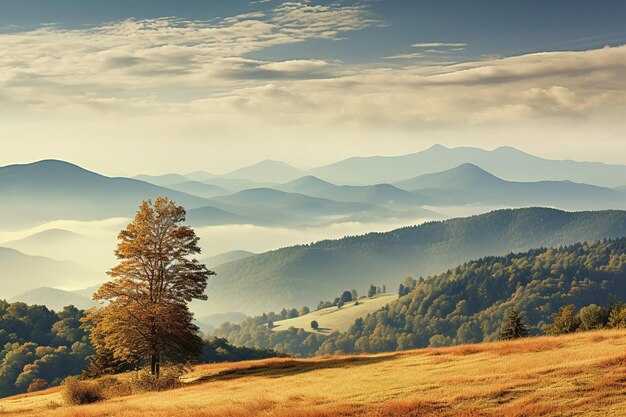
[62,376,103,405]
[311,320,319,330]
[27,378,48,393]
[96,376,132,398]
[130,365,186,392]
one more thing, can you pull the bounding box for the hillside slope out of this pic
[4,330,626,417]
[273,294,397,334]
[320,238,626,354]
[200,208,626,315]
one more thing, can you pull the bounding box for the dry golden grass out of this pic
[2,330,626,417]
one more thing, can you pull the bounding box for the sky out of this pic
[1,0,626,175]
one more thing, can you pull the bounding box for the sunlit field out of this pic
[2,330,626,417]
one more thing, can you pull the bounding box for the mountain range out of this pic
[308,145,626,186]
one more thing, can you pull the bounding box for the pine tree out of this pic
[367,284,377,298]
[499,310,529,340]
[88,197,214,378]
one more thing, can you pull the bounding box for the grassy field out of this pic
[272,294,398,334]
[2,330,626,417]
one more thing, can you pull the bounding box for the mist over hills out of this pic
[3,147,626,311]
[0,247,99,298]
[201,250,256,269]
[9,287,96,311]
[196,208,626,315]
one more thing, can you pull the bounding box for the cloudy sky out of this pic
[1,0,626,175]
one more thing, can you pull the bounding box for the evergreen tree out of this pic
[499,310,529,340]
[367,285,377,298]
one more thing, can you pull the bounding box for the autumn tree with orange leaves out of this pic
[87,197,214,378]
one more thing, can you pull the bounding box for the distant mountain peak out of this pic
[395,163,502,191]
[223,159,304,183]
[287,175,333,186]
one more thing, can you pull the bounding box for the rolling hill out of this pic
[272,294,397,334]
[197,208,626,315]
[207,188,388,226]
[222,159,305,183]
[0,160,211,228]
[162,180,229,198]
[133,173,191,186]
[0,247,100,298]
[322,238,626,354]
[310,144,626,186]
[201,250,256,268]
[9,287,95,311]
[394,163,626,209]
[1,228,116,271]
[4,330,626,417]
[275,176,426,207]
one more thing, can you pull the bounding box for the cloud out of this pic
[0,2,375,109]
[0,2,625,171]
[412,42,466,48]
[383,52,426,60]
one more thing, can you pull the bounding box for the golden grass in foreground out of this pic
[2,330,626,417]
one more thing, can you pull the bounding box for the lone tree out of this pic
[499,310,529,340]
[340,290,353,303]
[88,197,214,378]
[367,284,377,298]
[310,320,319,330]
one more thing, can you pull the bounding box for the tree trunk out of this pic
[155,353,160,379]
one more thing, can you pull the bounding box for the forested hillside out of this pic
[0,301,280,399]
[0,302,90,398]
[204,208,626,314]
[211,239,626,357]
[318,238,626,354]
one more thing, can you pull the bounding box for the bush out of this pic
[27,379,48,393]
[96,376,132,398]
[130,365,186,392]
[62,376,103,405]
[311,320,319,330]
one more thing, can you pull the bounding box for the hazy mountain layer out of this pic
[394,163,626,209]
[309,145,626,186]
[0,160,210,228]
[0,247,100,298]
[275,176,426,207]
[9,287,96,311]
[201,250,256,268]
